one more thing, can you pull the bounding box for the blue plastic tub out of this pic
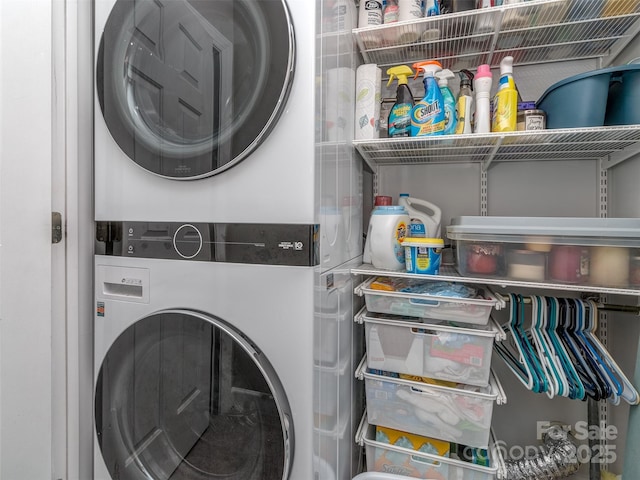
[605,67,640,126]
[537,65,640,129]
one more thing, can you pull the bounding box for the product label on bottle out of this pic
[442,96,457,135]
[410,99,445,136]
[409,221,426,237]
[455,95,473,134]
[388,103,412,137]
[491,86,517,132]
[383,4,399,23]
[394,221,408,264]
[361,0,383,25]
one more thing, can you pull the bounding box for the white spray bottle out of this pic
[474,64,493,134]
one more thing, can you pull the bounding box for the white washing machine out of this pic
[94,0,316,223]
[93,221,357,480]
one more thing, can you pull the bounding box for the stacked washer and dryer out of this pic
[93,1,362,480]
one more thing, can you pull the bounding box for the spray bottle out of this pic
[424,0,440,16]
[410,61,446,137]
[474,64,492,134]
[435,69,457,135]
[398,193,442,238]
[455,69,474,134]
[386,65,415,138]
[492,56,518,132]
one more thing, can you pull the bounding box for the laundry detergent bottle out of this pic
[386,65,415,138]
[435,68,457,135]
[410,61,446,137]
[455,69,474,134]
[492,56,518,132]
[398,193,442,238]
[364,205,410,270]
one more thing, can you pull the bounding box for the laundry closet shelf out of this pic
[351,264,640,297]
[352,125,640,170]
[353,0,640,69]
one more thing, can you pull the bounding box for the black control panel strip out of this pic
[96,221,319,267]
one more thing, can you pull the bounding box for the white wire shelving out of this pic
[353,125,640,170]
[353,0,640,70]
[352,263,640,297]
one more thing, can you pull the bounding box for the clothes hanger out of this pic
[583,300,639,406]
[557,298,609,401]
[544,296,585,400]
[528,295,565,398]
[494,293,541,392]
[536,295,570,398]
[512,294,547,394]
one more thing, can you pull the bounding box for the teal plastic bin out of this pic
[537,65,640,129]
[605,67,640,126]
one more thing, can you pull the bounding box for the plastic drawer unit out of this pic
[355,357,506,449]
[354,277,501,326]
[357,307,505,387]
[355,415,504,480]
[447,216,640,289]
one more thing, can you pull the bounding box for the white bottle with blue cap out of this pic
[363,205,410,270]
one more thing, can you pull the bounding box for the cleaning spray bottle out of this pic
[455,69,474,134]
[424,0,440,16]
[398,193,442,238]
[474,64,492,134]
[386,65,415,138]
[492,56,518,132]
[410,61,446,137]
[435,69,457,135]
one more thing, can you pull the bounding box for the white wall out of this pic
[0,1,54,478]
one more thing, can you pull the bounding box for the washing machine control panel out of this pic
[95,221,319,266]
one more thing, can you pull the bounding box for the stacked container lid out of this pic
[446,216,640,289]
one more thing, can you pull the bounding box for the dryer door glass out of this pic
[97,0,294,179]
[95,310,293,480]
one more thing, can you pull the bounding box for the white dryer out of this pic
[93,221,356,480]
[94,0,316,223]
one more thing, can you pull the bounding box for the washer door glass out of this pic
[95,310,293,480]
[97,0,294,179]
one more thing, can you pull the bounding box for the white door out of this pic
[0,1,55,479]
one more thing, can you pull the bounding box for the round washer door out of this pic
[97,0,295,179]
[95,310,293,480]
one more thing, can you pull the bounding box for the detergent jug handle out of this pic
[404,197,442,238]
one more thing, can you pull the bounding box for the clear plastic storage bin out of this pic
[356,415,503,480]
[357,308,505,387]
[447,216,640,290]
[354,277,501,325]
[355,357,506,448]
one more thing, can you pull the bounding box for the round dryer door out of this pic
[95,310,293,480]
[97,0,294,179]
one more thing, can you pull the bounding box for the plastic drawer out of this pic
[314,357,351,432]
[355,357,506,449]
[314,309,352,367]
[355,414,503,480]
[357,308,505,387]
[355,277,501,326]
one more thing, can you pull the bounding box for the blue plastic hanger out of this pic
[544,296,585,400]
[494,293,541,392]
[529,295,565,398]
[583,300,639,405]
[558,298,608,401]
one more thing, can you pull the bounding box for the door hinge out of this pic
[52,212,63,244]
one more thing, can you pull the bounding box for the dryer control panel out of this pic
[96,221,319,266]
